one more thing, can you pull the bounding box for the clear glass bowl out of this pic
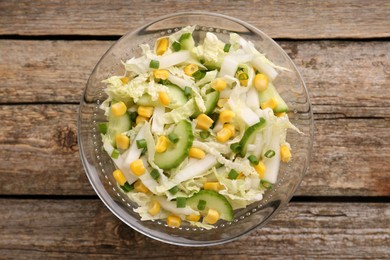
[78,12,313,246]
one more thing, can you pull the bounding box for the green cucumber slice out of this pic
[258,83,288,113]
[238,118,266,157]
[136,84,188,108]
[107,111,132,147]
[186,190,233,221]
[192,90,220,118]
[154,120,194,170]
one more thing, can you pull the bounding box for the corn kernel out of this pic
[219,110,235,124]
[184,64,198,76]
[115,134,130,150]
[211,78,227,91]
[196,114,214,130]
[111,101,127,117]
[120,77,129,84]
[153,69,169,80]
[254,161,266,179]
[280,144,292,163]
[156,38,169,55]
[155,136,169,153]
[223,123,236,136]
[189,147,206,159]
[167,215,181,228]
[217,98,228,108]
[137,106,154,118]
[130,159,145,176]
[158,92,170,106]
[254,73,269,91]
[275,112,286,117]
[237,172,244,179]
[204,208,220,224]
[203,182,222,192]
[186,214,201,222]
[134,179,149,193]
[261,98,278,110]
[216,127,232,143]
[135,115,148,125]
[148,201,161,216]
[112,169,127,186]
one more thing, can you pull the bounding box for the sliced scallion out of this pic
[192,70,206,81]
[169,186,179,195]
[247,155,259,165]
[230,143,242,154]
[223,43,231,52]
[260,180,273,190]
[184,86,192,97]
[129,111,138,122]
[111,149,120,159]
[199,131,210,139]
[176,197,186,208]
[150,169,160,180]
[179,33,191,42]
[149,59,160,69]
[136,139,147,149]
[121,182,134,193]
[264,149,276,158]
[172,41,181,52]
[98,122,108,134]
[228,169,239,180]
[197,199,206,210]
[168,133,179,143]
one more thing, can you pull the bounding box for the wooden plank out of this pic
[1,40,389,118]
[0,199,388,258]
[0,0,389,38]
[0,104,389,196]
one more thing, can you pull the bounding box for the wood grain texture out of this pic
[0,105,389,196]
[0,0,389,39]
[1,40,389,118]
[0,199,389,258]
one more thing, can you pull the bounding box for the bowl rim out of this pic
[78,11,314,246]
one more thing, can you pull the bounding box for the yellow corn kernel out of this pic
[203,182,222,192]
[254,161,266,179]
[280,144,292,163]
[137,106,154,118]
[189,147,206,159]
[120,77,129,84]
[148,201,161,216]
[253,73,269,91]
[184,64,199,76]
[217,98,228,108]
[219,110,235,124]
[196,114,214,130]
[275,112,286,117]
[153,69,169,80]
[156,38,169,55]
[204,208,220,225]
[115,134,130,150]
[216,127,232,143]
[112,169,127,186]
[130,159,145,176]
[211,78,227,91]
[111,101,127,117]
[135,115,148,125]
[261,98,278,110]
[158,92,170,106]
[167,215,181,228]
[134,179,149,193]
[223,123,236,136]
[237,172,244,179]
[186,214,201,222]
[155,136,169,153]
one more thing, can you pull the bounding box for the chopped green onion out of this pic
[140,147,148,156]
[150,169,160,180]
[121,182,134,193]
[264,150,276,158]
[98,122,108,134]
[176,197,186,208]
[172,41,181,52]
[223,43,231,53]
[129,111,138,122]
[168,133,179,143]
[230,143,242,153]
[197,199,206,210]
[228,169,239,180]
[199,131,210,139]
[247,155,259,165]
[192,70,206,81]
[179,33,191,42]
[111,149,120,159]
[160,79,170,85]
[149,59,160,69]
[136,139,147,149]
[184,86,192,97]
[238,72,249,80]
[169,186,179,195]
[260,180,273,190]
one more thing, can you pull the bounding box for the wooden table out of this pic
[1,1,389,258]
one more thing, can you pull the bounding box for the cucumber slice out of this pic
[136,84,188,108]
[154,120,194,170]
[258,83,288,113]
[179,33,195,50]
[238,118,266,157]
[192,91,220,117]
[107,111,131,147]
[187,190,233,221]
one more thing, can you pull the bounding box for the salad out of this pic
[98,26,299,229]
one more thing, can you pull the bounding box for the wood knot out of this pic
[56,126,78,151]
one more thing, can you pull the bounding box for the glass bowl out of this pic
[78,12,313,246]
